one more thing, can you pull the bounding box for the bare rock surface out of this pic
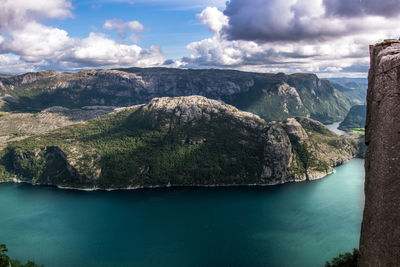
[359,39,400,266]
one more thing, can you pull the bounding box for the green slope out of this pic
[0,96,360,189]
[0,68,351,124]
[339,105,366,134]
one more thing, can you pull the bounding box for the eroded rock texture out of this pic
[359,40,400,266]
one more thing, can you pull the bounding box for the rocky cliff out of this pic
[359,39,400,266]
[0,68,350,123]
[0,96,358,189]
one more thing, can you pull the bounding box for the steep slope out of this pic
[338,105,366,133]
[0,96,359,189]
[328,77,367,105]
[359,39,400,266]
[0,68,351,123]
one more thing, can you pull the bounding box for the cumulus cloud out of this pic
[0,0,73,29]
[0,0,165,73]
[196,7,228,35]
[183,0,400,77]
[103,19,145,40]
[0,23,73,62]
[0,26,164,69]
[0,54,39,73]
[69,33,163,67]
[222,0,400,42]
[323,0,400,18]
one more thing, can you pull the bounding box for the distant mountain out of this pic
[0,96,360,189]
[328,77,367,105]
[339,104,366,133]
[0,68,351,124]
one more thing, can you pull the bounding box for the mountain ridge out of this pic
[0,67,351,124]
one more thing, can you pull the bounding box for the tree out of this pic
[0,244,43,267]
[0,244,10,267]
[325,248,359,267]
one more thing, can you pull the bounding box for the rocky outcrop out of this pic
[359,40,400,266]
[0,67,351,123]
[0,96,358,189]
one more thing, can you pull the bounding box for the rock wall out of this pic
[359,40,400,266]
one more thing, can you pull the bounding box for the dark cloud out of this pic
[221,0,400,43]
[163,59,175,65]
[323,0,400,17]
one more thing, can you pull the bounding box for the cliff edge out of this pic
[359,39,400,266]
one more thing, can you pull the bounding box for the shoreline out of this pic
[0,166,345,192]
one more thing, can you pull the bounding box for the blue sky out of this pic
[51,0,215,59]
[0,0,399,77]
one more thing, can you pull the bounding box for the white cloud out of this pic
[0,0,73,29]
[0,54,39,73]
[0,23,73,62]
[183,2,400,77]
[0,0,165,72]
[103,19,145,39]
[69,33,163,67]
[196,7,228,35]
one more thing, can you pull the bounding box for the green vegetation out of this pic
[339,105,366,134]
[328,77,367,105]
[350,128,365,135]
[0,244,43,267]
[325,249,359,267]
[227,73,351,124]
[0,244,9,267]
[287,117,358,178]
[0,99,275,188]
[0,68,351,124]
[0,96,360,189]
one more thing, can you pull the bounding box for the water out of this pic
[325,122,347,136]
[0,159,364,267]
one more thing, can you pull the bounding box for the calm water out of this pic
[0,159,364,267]
[325,122,347,136]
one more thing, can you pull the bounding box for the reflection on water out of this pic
[325,121,347,135]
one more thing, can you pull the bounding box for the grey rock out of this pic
[359,39,400,266]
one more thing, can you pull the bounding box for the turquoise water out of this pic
[0,159,364,267]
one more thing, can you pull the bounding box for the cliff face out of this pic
[0,96,358,189]
[0,68,350,123]
[359,40,400,266]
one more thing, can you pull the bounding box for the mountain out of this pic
[0,106,117,151]
[328,77,367,105]
[339,105,366,134]
[0,96,360,189]
[0,68,351,124]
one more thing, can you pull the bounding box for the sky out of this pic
[0,0,399,77]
